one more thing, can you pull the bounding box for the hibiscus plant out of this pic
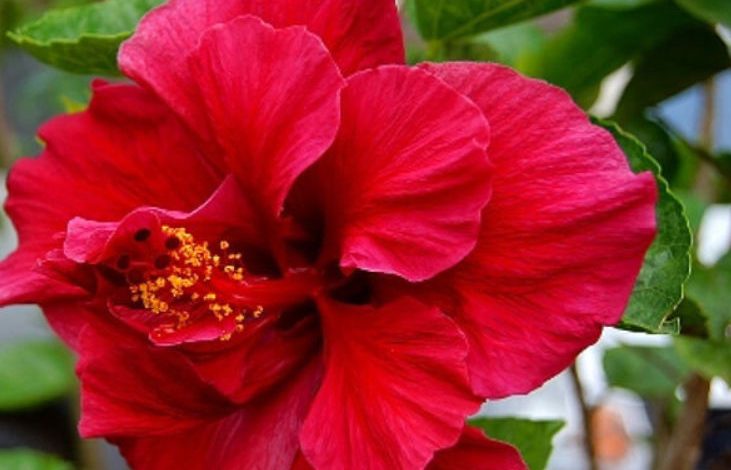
[0,0,729,469]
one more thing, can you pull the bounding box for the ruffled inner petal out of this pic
[290,65,492,282]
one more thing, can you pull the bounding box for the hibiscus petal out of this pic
[0,82,219,307]
[428,426,526,470]
[185,16,345,216]
[43,302,122,353]
[0,251,86,306]
[119,0,402,122]
[417,62,657,398]
[188,313,321,404]
[115,360,321,470]
[297,65,492,282]
[77,323,233,438]
[300,296,480,470]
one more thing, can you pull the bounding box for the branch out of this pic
[692,79,718,200]
[569,363,599,470]
[656,373,710,470]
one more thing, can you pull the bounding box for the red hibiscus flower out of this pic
[0,0,657,468]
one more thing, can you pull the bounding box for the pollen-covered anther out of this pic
[125,225,255,341]
[253,305,264,318]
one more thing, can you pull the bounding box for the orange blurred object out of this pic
[592,405,631,461]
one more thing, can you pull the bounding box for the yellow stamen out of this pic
[126,226,258,341]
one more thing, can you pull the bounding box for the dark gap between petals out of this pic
[328,270,372,305]
[276,299,317,331]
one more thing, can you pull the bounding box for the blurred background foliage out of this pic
[0,0,729,468]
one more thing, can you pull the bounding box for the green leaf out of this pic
[0,1,23,50]
[673,191,706,234]
[420,40,501,63]
[472,22,546,67]
[519,3,697,106]
[0,450,73,470]
[676,0,731,26]
[470,417,564,470]
[604,345,690,398]
[674,336,731,384]
[587,0,659,9]
[0,340,75,411]
[8,0,163,75]
[596,120,692,333]
[408,0,581,41]
[686,254,731,340]
[614,25,731,120]
[672,298,711,337]
[618,117,700,190]
[714,151,731,178]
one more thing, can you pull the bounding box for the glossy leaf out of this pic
[0,450,72,470]
[8,0,163,75]
[597,121,692,333]
[0,341,75,411]
[676,0,731,26]
[604,345,690,398]
[470,417,564,470]
[408,0,580,41]
[615,25,731,120]
[519,3,697,106]
[618,117,700,191]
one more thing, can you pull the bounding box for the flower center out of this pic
[126,225,256,341]
[109,223,321,344]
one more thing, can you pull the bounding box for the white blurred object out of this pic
[590,65,634,118]
[717,24,731,51]
[697,204,731,265]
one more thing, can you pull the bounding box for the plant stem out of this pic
[692,79,717,200]
[569,363,599,470]
[656,373,710,470]
[700,79,715,151]
[650,401,674,470]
